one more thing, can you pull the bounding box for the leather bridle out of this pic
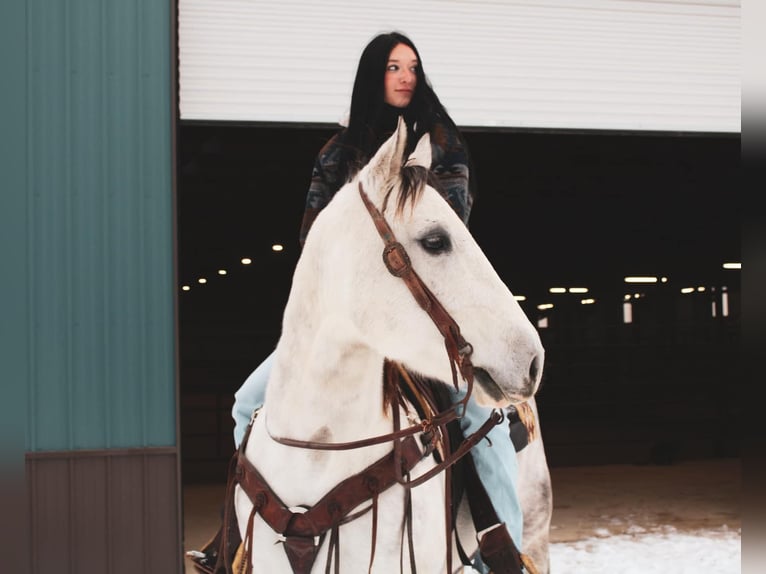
[249,181,506,574]
[267,181,504,462]
[359,182,475,397]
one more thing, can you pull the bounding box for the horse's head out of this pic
[300,118,544,407]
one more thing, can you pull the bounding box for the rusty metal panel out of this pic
[27,449,180,574]
[23,0,175,451]
[28,458,71,573]
[71,457,111,574]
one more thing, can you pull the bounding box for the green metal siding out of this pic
[1,0,29,466]
[18,0,175,451]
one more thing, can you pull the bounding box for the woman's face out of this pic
[383,43,418,108]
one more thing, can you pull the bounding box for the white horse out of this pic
[235,118,547,573]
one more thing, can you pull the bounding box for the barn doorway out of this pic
[175,123,740,566]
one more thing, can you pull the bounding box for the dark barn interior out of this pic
[177,124,740,483]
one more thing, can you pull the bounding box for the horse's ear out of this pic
[365,116,408,189]
[405,133,431,170]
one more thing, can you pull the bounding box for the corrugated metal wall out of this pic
[3,0,181,571]
[178,0,740,132]
[26,450,179,574]
[24,0,175,452]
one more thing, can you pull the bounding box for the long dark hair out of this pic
[337,32,471,187]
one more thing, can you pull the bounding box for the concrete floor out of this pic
[181,457,740,572]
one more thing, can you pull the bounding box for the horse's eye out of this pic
[419,232,451,254]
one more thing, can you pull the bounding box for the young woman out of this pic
[231,32,525,571]
[297,32,475,247]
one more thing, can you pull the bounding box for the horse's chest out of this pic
[239,480,447,573]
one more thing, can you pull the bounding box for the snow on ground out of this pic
[549,526,741,573]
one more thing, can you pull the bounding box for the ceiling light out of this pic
[198,278,207,284]
[697,286,706,292]
[241,258,252,265]
[514,295,527,302]
[537,303,554,310]
[581,298,595,305]
[272,244,284,252]
[681,287,694,294]
[569,287,588,294]
[182,285,190,292]
[722,262,741,270]
[624,276,657,283]
[549,287,566,294]
[623,301,633,324]
[218,269,227,276]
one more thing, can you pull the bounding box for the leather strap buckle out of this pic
[382,242,412,277]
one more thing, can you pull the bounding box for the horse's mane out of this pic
[381,164,438,217]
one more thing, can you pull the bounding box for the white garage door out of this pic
[178,0,740,133]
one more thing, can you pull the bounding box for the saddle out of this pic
[188,367,537,574]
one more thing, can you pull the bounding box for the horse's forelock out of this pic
[382,164,430,217]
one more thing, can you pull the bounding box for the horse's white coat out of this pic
[236,118,546,573]
[516,397,553,573]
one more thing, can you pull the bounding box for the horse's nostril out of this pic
[529,355,541,383]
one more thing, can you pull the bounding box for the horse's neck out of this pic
[264,304,392,443]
